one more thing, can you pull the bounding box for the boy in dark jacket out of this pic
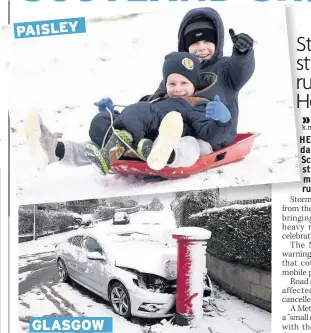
[147,7,255,149]
[85,51,232,174]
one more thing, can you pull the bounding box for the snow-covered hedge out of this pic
[188,203,271,271]
[93,206,115,221]
[19,208,45,234]
[65,199,99,214]
[104,197,138,209]
[19,208,76,235]
[171,189,223,227]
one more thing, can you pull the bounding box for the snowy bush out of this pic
[171,199,183,227]
[19,208,47,234]
[147,198,164,211]
[105,197,138,209]
[188,203,271,271]
[66,199,99,214]
[49,212,76,232]
[19,208,76,235]
[172,189,224,227]
[93,206,115,221]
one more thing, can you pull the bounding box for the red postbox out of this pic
[172,227,211,326]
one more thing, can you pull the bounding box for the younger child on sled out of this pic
[85,51,232,174]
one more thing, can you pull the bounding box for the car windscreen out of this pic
[114,212,126,218]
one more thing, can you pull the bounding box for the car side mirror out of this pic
[87,252,106,261]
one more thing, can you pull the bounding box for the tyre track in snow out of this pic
[39,284,84,316]
[19,252,112,316]
[19,253,59,295]
[19,253,55,273]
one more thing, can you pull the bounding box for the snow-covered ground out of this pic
[19,282,271,333]
[6,5,298,205]
[19,208,271,333]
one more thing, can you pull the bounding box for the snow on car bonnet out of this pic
[106,232,177,279]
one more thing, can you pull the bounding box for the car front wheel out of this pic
[57,258,69,282]
[109,282,131,319]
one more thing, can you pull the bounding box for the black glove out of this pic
[229,29,253,54]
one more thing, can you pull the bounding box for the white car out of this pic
[113,212,130,225]
[55,230,178,319]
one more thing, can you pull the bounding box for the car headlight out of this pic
[118,265,175,293]
[135,275,147,289]
[133,273,167,293]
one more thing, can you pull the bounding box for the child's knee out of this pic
[197,139,213,156]
[169,136,200,168]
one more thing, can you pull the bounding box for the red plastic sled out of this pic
[111,132,260,180]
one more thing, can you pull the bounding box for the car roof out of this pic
[115,211,127,216]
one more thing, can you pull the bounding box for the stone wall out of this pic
[207,252,271,312]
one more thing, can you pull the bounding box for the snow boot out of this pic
[136,138,154,161]
[24,110,62,168]
[85,129,133,175]
[147,111,183,170]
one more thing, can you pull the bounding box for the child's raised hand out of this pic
[94,98,115,113]
[205,95,231,124]
[229,29,254,54]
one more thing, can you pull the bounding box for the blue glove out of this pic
[206,95,231,124]
[94,98,114,113]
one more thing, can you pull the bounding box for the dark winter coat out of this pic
[89,7,255,151]
[150,7,255,148]
[89,98,199,149]
[90,73,232,151]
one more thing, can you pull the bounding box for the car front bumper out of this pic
[129,285,175,318]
